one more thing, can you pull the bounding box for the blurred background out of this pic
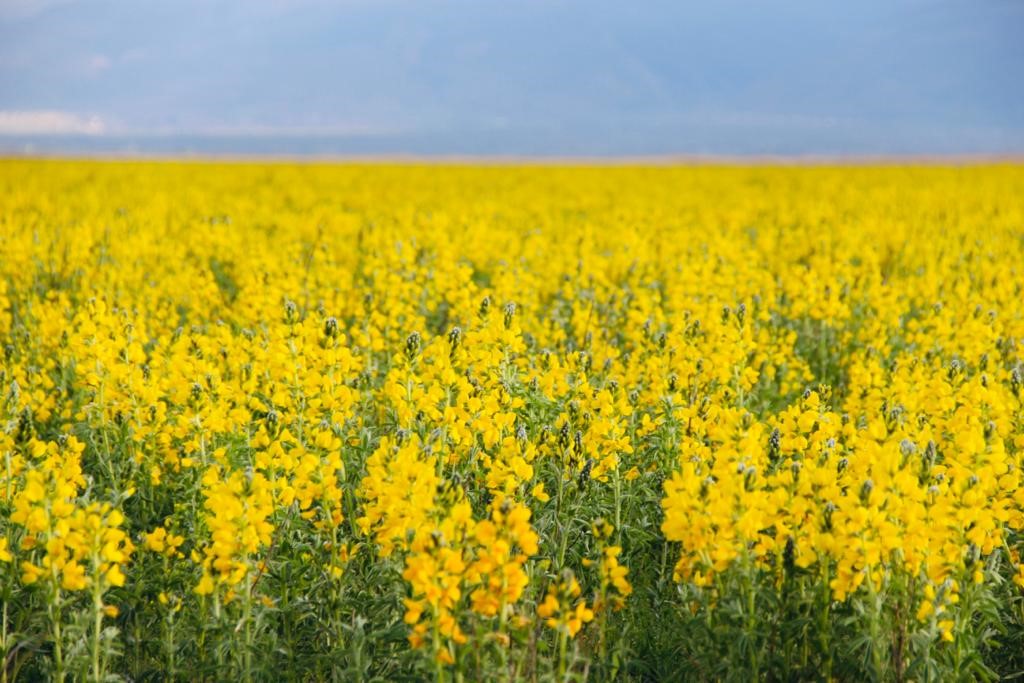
[1,0,1022,158]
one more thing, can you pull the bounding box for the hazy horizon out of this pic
[2,0,1022,157]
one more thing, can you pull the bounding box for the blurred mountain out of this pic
[2,0,1022,156]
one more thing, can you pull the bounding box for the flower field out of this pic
[3,160,1024,681]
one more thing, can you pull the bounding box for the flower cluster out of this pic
[3,160,1024,680]
[537,570,594,638]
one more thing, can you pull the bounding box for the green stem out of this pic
[48,590,65,683]
[820,563,832,680]
[92,572,103,682]
[433,613,445,683]
[556,456,568,568]
[557,629,567,682]
[498,590,510,681]
[243,580,254,683]
[744,569,759,677]
[165,605,176,681]
[866,573,884,681]
[2,595,8,683]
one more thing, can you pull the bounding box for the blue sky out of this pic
[1,0,1022,155]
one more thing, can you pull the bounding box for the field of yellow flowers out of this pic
[2,160,1024,681]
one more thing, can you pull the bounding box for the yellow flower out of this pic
[537,571,592,638]
[21,561,44,585]
[61,561,88,591]
[195,573,215,596]
[531,482,550,502]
